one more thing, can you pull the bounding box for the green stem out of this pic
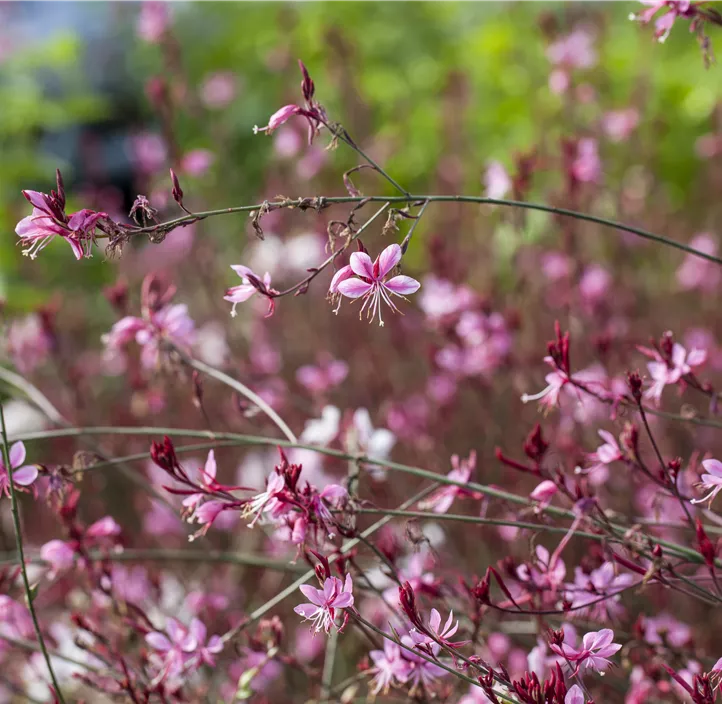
[0,406,66,703]
[127,194,722,266]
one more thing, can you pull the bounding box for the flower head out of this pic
[418,451,477,514]
[550,628,622,675]
[0,441,38,499]
[16,173,108,260]
[224,265,277,318]
[330,244,420,326]
[691,458,722,507]
[294,574,354,634]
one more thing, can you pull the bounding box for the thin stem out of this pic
[320,627,338,700]
[170,352,297,443]
[0,405,66,703]
[127,194,722,266]
[400,199,430,254]
[9,424,713,566]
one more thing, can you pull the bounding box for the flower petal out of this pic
[329,265,353,293]
[337,278,373,299]
[377,244,402,279]
[349,252,374,280]
[299,584,324,605]
[12,466,38,486]
[384,275,420,296]
[224,284,257,303]
[231,264,256,280]
[9,442,26,469]
[204,450,217,481]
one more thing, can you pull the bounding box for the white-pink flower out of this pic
[0,441,38,498]
[521,356,568,409]
[550,628,621,675]
[181,450,218,511]
[330,244,420,326]
[294,574,354,633]
[691,458,722,507]
[224,265,274,318]
[644,343,706,405]
[418,451,476,514]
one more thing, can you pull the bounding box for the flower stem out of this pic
[0,404,66,703]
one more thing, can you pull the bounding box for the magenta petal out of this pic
[384,275,420,295]
[377,244,402,279]
[349,251,374,279]
[66,237,84,260]
[12,466,38,486]
[331,592,353,608]
[299,584,324,605]
[9,442,26,468]
[329,265,353,293]
[337,278,373,299]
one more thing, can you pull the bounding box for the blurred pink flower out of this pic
[676,234,721,291]
[632,0,695,43]
[294,574,354,634]
[181,450,218,511]
[0,441,38,498]
[369,639,412,695]
[6,315,52,374]
[137,2,170,43]
[541,252,573,281]
[418,451,476,514]
[484,161,512,200]
[521,358,568,409]
[181,149,215,176]
[643,342,706,405]
[546,28,597,94]
[572,138,601,183]
[583,429,623,485]
[40,539,75,576]
[331,244,420,325]
[127,132,167,174]
[530,480,558,509]
[200,71,237,109]
[579,264,611,305]
[296,357,348,394]
[224,265,276,318]
[565,685,585,704]
[602,108,640,142]
[691,458,722,506]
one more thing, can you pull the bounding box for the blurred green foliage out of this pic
[1,1,721,308]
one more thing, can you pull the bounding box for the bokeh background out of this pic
[3,2,722,701]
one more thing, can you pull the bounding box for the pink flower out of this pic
[676,234,721,292]
[0,441,38,498]
[244,473,287,527]
[6,315,52,374]
[418,451,476,514]
[185,618,223,667]
[566,562,633,620]
[369,639,412,694]
[550,628,621,675]
[521,357,568,409]
[602,108,640,143]
[86,516,122,539]
[146,618,193,681]
[632,1,695,43]
[579,265,611,305]
[517,545,566,596]
[583,430,623,485]
[484,161,512,200]
[181,450,218,511]
[254,104,303,136]
[180,149,215,177]
[102,302,196,371]
[296,357,348,393]
[16,187,107,260]
[137,2,169,43]
[409,608,466,649]
[530,480,558,510]
[691,458,722,506]
[294,574,354,634]
[571,138,601,183]
[200,72,237,109]
[330,244,420,326]
[643,342,706,405]
[224,265,276,318]
[40,540,75,576]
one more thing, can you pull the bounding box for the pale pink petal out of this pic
[299,585,325,606]
[343,573,353,595]
[377,244,402,279]
[702,459,722,478]
[146,632,172,651]
[337,278,373,299]
[329,265,353,293]
[597,430,617,448]
[223,284,257,303]
[349,251,374,279]
[9,442,26,468]
[294,603,320,619]
[565,684,585,704]
[429,608,441,633]
[204,450,217,481]
[687,348,707,366]
[230,264,256,280]
[331,592,353,608]
[384,275,420,295]
[11,466,38,486]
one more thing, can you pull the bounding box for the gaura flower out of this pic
[691,458,722,507]
[0,441,38,499]
[641,342,706,406]
[16,174,108,260]
[294,574,354,634]
[550,628,621,675]
[329,244,420,326]
[224,265,277,318]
